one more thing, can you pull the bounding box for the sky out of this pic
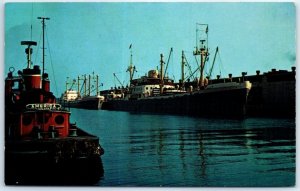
[3,1,296,97]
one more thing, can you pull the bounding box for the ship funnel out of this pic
[228,74,232,82]
[21,41,41,90]
[21,41,37,69]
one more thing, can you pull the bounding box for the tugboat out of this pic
[102,24,252,118]
[5,17,104,185]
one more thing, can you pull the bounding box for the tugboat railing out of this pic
[25,103,62,110]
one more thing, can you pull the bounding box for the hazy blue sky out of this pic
[4,2,296,96]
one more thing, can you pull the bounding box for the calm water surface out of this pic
[70,109,295,187]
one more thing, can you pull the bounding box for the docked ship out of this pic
[102,24,252,118]
[59,74,104,110]
[5,17,104,185]
[240,68,295,118]
[189,67,296,118]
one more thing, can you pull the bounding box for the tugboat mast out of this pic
[37,16,50,79]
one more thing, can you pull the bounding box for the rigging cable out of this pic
[183,53,194,80]
[45,26,59,96]
[34,31,42,65]
[79,77,85,95]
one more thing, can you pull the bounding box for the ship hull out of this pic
[246,74,295,118]
[102,87,249,118]
[5,128,104,185]
[59,97,103,110]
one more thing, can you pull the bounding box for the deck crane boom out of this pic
[113,73,124,87]
[208,46,219,79]
[164,47,173,78]
[68,79,76,91]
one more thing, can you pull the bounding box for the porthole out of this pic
[55,115,65,125]
[22,115,32,126]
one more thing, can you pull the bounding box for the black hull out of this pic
[59,98,102,110]
[102,88,249,118]
[246,80,295,118]
[211,69,296,118]
[5,128,104,185]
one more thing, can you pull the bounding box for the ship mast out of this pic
[88,74,91,96]
[181,50,185,84]
[37,17,50,80]
[193,23,209,88]
[84,74,87,96]
[77,75,80,97]
[127,44,136,86]
[96,75,99,96]
[160,54,164,94]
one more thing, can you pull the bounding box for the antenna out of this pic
[30,3,33,40]
[37,16,50,79]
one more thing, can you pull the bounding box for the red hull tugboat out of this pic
[5,17,104,185]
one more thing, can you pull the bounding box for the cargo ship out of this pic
[101,24,252,118]
[58,74,104,110]
[5,17,104,185]
[242,68,295,118]
[181,67,296,118]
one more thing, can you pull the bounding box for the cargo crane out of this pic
[185,46,219,82]
[68,79,76,91]
[113,73,124,88]
[65,77,76,91]
[163,47,173,78]
[208,46,219,79]
[182,51,197,82]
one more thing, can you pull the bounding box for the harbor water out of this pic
[70,109,295,187]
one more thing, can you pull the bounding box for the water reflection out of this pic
[125,117,294,186]
[70,110,295,186]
